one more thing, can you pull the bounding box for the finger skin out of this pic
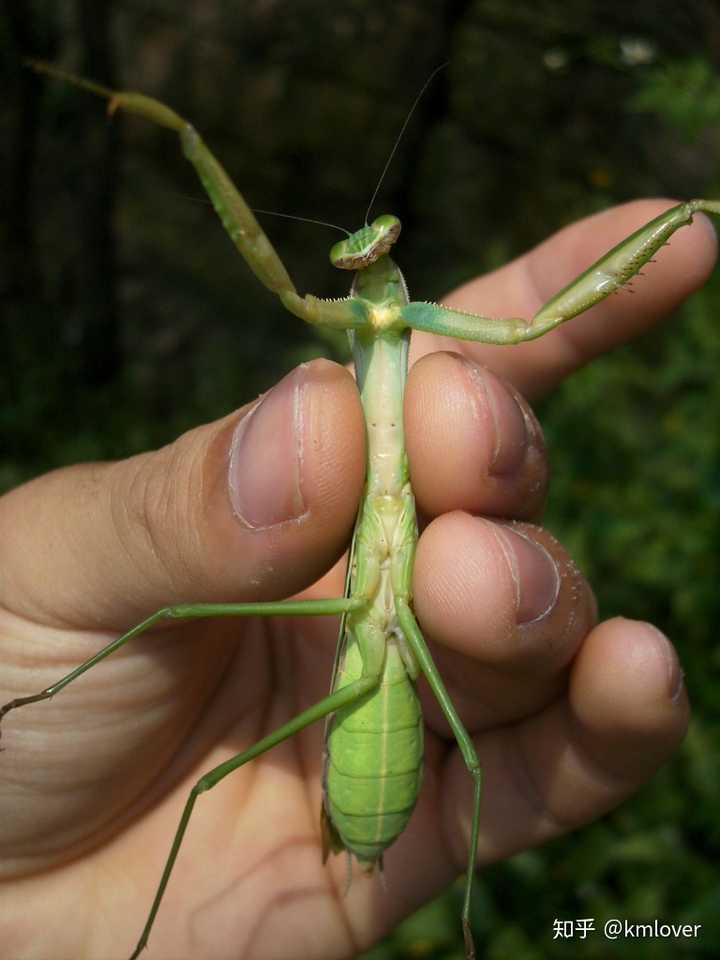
[413,516,596,731]
[405,352,548,519]
[4,202,710,629]
[335,614,689,948]
[411,199,718,398]
[0,357,364,882]
[0,358,365,630]
[439,617,689,868]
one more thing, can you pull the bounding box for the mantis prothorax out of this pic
[2,61,717,960]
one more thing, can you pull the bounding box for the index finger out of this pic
[411,199,718,399]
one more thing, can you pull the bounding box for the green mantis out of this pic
[1,61,718,959]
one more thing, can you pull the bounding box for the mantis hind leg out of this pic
[0,597,363,733]
[126,652,382,959]
[396,599,481,960]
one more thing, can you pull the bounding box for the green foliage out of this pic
[629,58,720,140]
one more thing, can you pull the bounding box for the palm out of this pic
[0,518,681,960]
[1,558,476,959]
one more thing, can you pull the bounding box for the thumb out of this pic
[0,359,365,630]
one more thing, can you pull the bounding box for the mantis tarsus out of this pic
[1,61,717,960]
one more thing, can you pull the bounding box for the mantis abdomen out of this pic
[326,640,424,863]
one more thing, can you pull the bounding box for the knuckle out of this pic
[111,429,209,598]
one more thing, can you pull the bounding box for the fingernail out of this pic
[645,623,685,704]
[494,525,560,624]
[462,361,531,476]
[670,668,685,704]
[228,368,307,528]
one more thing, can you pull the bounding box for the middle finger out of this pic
[405,351,548,520]
[413,515,596,732]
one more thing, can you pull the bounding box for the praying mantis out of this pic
[0,59,715,959]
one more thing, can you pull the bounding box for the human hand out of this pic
[0,200,710,959]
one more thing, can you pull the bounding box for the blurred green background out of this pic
[2,1,720,957]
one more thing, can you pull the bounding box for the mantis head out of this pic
[330,215,401,270]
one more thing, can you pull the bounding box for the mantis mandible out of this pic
[1,61,715,959]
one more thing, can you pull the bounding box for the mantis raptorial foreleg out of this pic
[402,199,720,343]
[126,645,385,960]
[25,62,720,346]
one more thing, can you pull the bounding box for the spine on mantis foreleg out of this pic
[529,199,720,335]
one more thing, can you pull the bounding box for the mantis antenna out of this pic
[363,61,449,226]
[251,208,351,236]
